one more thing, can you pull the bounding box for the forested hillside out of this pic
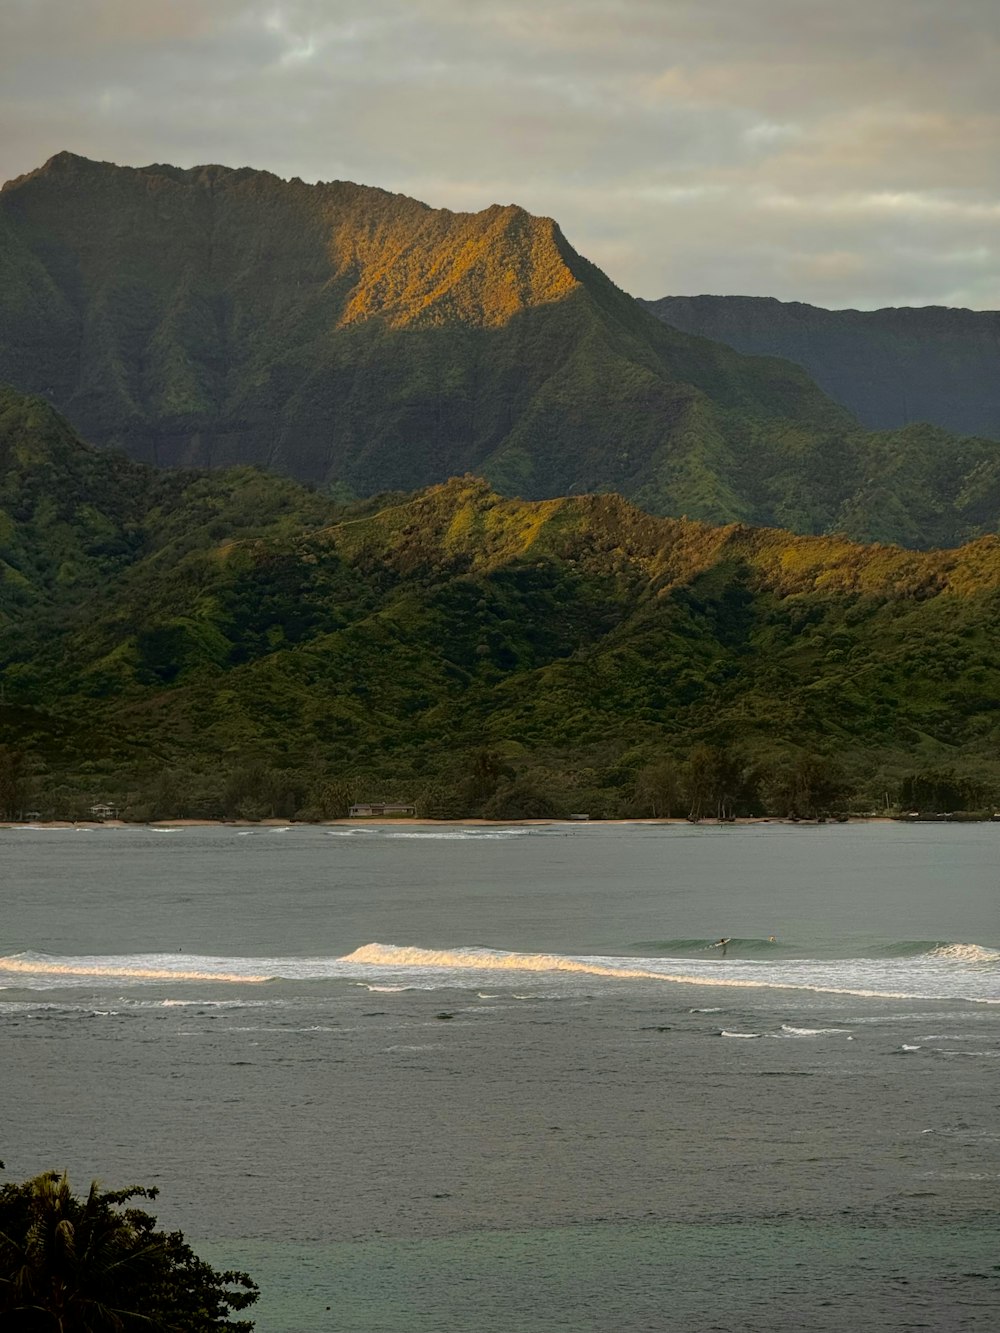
[2,389,1000,821]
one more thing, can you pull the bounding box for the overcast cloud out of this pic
[2,0,998,308]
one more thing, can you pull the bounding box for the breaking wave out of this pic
[2,938,997,1001]
[0,952,271,986]
[337,941,1000,1003]
[929,943,1000,964]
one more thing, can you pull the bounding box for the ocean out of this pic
[2,821,998,1331]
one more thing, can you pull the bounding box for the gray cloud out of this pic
[1,0,998,308]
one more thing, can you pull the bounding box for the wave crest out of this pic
[0,952,269,985]
[930,943,1000,964]
[340,942,670,981]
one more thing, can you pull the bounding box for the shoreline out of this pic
[0,815,912,830]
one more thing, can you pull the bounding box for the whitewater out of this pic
[2,936,997,1002]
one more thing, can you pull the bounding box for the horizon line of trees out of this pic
[3,743,996,824]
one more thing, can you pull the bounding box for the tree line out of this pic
[3,743,995,823]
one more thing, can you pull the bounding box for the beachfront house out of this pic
[349,802,416,818]
[89,802,119,821]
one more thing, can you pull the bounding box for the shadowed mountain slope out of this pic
[8,152,1000,550]
[4,389,1000,816]
[644,294,1000,440]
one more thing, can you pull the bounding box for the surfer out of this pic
[714,937,731,957]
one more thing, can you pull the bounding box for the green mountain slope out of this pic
[0,387,332,616]
[5,153,1000,549]
[644,294,1000,439]
[3,389,1000,819]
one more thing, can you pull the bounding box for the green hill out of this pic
[4,153,1000,549]
[3,388,1000,820]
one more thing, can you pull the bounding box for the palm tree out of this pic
[0,1171,257,1331]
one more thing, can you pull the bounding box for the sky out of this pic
[2,0,998,309]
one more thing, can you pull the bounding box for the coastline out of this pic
[1,815,900,830]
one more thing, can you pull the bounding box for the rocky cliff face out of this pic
[643,295,1000,440]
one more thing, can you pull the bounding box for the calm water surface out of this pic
[2,822,998,1331]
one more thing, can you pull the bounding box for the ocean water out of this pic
[2,821,998,1331]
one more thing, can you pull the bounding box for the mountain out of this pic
[5,153,1000,550]
[3,389,1000,820]
[643,295,1000,440]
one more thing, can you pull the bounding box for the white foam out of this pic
[0,951,271,986]
[779,1024,852,1037]
[337,942,1000,1003]
[6,939,998,1003]
[721,1030,762,1039]
[0,1000,88,1014]
[326,827,533,840]
[8,825,86,831]
[930,943,1000,964]
[377,829,532,840]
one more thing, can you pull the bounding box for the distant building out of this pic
[89,803,119,821]
[349,802,416,818]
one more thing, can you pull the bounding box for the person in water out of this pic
[714,937,731,956]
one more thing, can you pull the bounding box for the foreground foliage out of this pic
[0,1167,257,1331]
[3,388,1000,820]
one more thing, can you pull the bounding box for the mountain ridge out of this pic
[643,294,1000,440]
